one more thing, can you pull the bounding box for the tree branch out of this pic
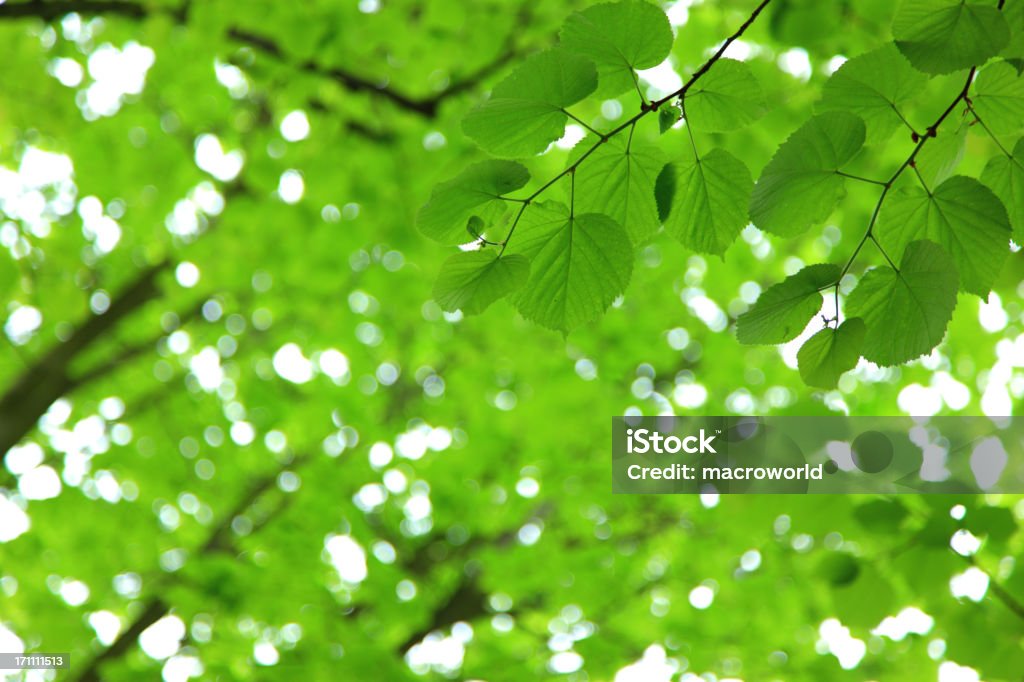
[0,259,170,461]
[0,0,145,20]
[0,1,521,119]
[226,27,517,119]
[71,450,308,681]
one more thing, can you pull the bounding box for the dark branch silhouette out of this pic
[0,259,170,461]
[0,0,522,119]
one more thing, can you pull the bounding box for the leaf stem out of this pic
[562,109,604,138]
[968,104,1021,168]
[630,69,649,106]
[889,102,918,137]
[870,234,899,272]
[569,168,576,219]
[682,103,700,159]
[836,170,886,186]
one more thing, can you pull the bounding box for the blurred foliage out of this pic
[0,0,1021,681]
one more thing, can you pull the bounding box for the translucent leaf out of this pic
[560,0,673,97]
[845,239,959,365]
[749,112,866,237]
[818,44,927,143]
[797,318,866,389]
[893,0,1009,75]
[571,137,666,243]
[1003,0,1024,59]
[736,264,840,344]
[433,251,530,314]
[876,176,1011,296]
[659,105,681,134]
[418,161,530,244]
[508,201,632,332]
[462,49,597,157]
[664,148,753,257]
[817,551,860,586]
[980,137,1024,243]
[654,163,675,222]
[914,121,966,187]
[973,61,1024,134]
[684,59,767,132]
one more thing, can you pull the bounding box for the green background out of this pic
[0,0,1022,680]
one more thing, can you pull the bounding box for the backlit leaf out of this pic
[685,59,767,132]
[508,201,633,332]
[973,60,1024,134]
[572,137,666,243]
[876,176,1011,296]
[749,112,866,237]
[893,0,1009,74]
[818,44,927,142]
[664,148,753,257]
[797,318,866,389]
[433,251,530,314]
[980,137,1024,243]
[845,239,959,365]
[736,264,840,344]
[418,161,530,244]
[560,0,673,97]
[462,49,597,157]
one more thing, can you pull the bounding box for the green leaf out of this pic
[893,0,1010,75]
[980,137,1024,243]
[654,163,675,222]
[659,104,681,134]
[853,499,909,533]
[876,176,1011,296]
[967,506,1017,544]
[817,551,860,586]
[462,49,597,157]
[433,251,530,314]
[914,121,967,187]
[973,61,1024,134]
[508,201,633,332]
[818,44,927,143]
[684,59,767,132]
[749,112,866,237]
[797,318,865,389]
[1003,0,1024,59]
[560,0,673,98]
[571,137,666,243]
[663,148,753,257]
[845,239,959,365]
[418,161,530,244]
[736,264,840,345]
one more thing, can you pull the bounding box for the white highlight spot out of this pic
[175,262,200,288]
[272,343,314,384]
[950,567,989,602]
[4,305,42,345]
[688,585,714,609]
[0,495,30,542]
[280,110,310,142]
[194,134,243,181]
[19,465,62,500]
[277,170,304,204]
[325,534,368,584]
[139,615,186,660]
